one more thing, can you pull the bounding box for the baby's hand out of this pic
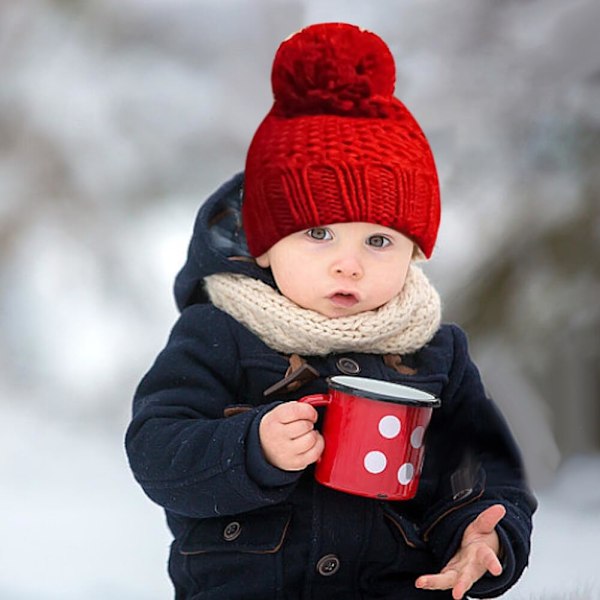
[415,503,506,599]
[259,402,324,471]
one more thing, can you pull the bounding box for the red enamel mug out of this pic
[299,376,440,500]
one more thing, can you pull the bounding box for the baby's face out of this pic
[256,222,414,318]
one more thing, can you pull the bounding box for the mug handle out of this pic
[298,393,331,407]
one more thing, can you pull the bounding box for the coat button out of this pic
[316,554,340,576]
[223,521,241,541]
[336,357,361,375]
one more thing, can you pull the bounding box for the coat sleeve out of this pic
[124,304,301,519]
[421,325,537,598]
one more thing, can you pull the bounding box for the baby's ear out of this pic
[255,253,270,268]
[411,244,426,262]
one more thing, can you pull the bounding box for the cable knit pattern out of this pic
[204,265,441,356]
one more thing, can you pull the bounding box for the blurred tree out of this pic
[452,123,600,459]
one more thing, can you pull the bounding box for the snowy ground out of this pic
[1,404,598,599]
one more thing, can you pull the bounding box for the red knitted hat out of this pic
[243,23,440,258]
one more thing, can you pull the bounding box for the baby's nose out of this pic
[331,257,363,279]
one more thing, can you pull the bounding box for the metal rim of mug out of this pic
[327,375,441,407]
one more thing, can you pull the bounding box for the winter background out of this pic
[1,0,599,598]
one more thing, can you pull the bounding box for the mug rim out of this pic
[328,375,441,407]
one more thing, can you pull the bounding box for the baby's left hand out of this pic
[415,503,506,600]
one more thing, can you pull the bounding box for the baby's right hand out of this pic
[259,402,325,471]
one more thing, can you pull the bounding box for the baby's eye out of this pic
[367,235,392,248]
[306,227,333,241]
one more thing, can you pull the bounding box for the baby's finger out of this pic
[415,569,458,592]
[469,504,506,537]
[451,574,473,600]
[277,401,318,424]
[290,429,322,454]
[285,419,316,440]
[450,561,491,599]
[293,431,325,467]
[262,403,314,431]
[485,549,503,577]
[421,564,477,600]
[451,548,501,599]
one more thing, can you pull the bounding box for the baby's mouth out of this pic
[329,292,359,308]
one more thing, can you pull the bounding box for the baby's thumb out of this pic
[471,504,506,536]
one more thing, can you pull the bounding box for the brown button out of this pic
[336,357,360,375]
[316,554,340,576]
[223,521,241,541]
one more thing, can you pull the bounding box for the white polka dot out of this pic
[364,451,387,474]
[410,426,425,449]
[397,462,415,485]
[378,415,401,439]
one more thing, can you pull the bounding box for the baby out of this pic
[126,23,536,599]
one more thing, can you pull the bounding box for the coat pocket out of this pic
[420,463,486,542]
[381,504,426,551]
[360,505,436,595]
[177,504,293,600]
[180,503,292,555]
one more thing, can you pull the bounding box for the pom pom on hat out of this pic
[243,23,440,258]
[271,23,397,117]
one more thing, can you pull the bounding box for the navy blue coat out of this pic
[125,173,536,599]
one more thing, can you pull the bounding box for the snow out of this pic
[503,455,600,599]
[0,405,171,599]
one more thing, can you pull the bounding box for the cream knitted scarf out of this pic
[204,265,441,356]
